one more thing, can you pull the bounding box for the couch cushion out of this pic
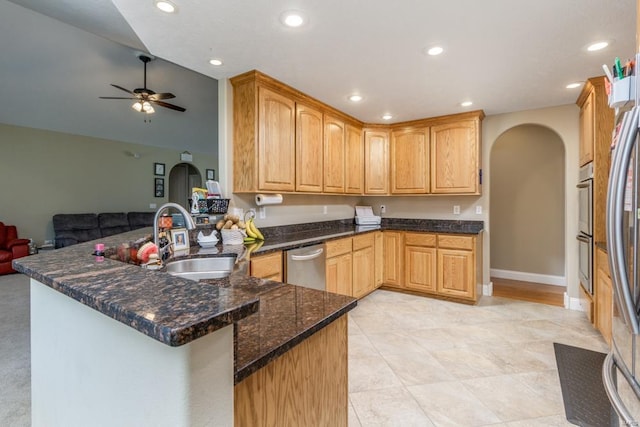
[0,222,5,248]
[98,213,131,237]
[53,214,101,248]
[0,249,12,263]
[127,212,155,230]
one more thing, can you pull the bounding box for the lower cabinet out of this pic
[383,231,481,303]
[326,232,381,298]
[250,251,283,281]
[595,247,612,346]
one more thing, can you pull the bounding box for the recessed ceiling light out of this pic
[209,58,223,66]
[587,41,609,52]
[426,46,444,56]
[349,94,363,102]
[155,0,176,13]
[460,101,473,107]
[566,82,582,89]
[281,11,305,27]
[382,114,393,120]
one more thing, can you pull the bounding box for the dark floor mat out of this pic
[554,342,615,426]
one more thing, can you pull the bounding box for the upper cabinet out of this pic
[364,129,389,194]
[231,70,483,196]
[430,119,481,194]
[579,89,595,167]
[324,115,346,193]
[295,103,324,192]
[345,124,364,194]
[390,128,430,194]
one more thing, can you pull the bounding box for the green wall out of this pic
[0,122,217,245]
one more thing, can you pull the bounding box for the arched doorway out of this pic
[168,163,202,210]
[490,124,566,302]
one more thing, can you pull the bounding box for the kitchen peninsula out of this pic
[13,228,356,427]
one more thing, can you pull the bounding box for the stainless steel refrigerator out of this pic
[604,62,640,424]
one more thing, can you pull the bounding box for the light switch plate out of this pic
[453,205,461,215]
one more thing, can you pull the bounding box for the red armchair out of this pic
[0,222,30,275]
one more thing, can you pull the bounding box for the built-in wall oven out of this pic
[577,163,593,294]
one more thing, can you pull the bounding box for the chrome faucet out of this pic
[153,203,197,251]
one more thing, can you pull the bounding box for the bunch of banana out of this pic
[243,239,264,259]
[243,218,264,243]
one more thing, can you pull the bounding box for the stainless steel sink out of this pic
[165,257,235,281]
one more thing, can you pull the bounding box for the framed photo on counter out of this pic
[206,169,215,180]
[170,228,189,251]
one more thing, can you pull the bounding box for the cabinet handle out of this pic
[290,248,324,261]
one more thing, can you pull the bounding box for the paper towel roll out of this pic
[255,193,283,206]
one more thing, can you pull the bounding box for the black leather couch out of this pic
[53,212,155,248]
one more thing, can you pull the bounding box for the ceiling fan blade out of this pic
[110,84,135,95]
[99,96,137,100]
[151,100,186,112]
[148,92,176,101]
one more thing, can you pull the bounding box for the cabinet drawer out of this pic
[251,251,283,280]
[325,237,352,258]
[353,233,375,251]
[405,232,436,247]
[437,234,474,250]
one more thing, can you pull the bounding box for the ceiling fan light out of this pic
[143,102,155,113]
[132,101,143,112]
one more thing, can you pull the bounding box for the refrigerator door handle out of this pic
[607,106,640,335]
[603,352,639,425]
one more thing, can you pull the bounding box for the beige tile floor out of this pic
[347,289,609,427]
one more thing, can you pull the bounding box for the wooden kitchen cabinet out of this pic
[390,128,430,194]
[296,103,324,192]
[404,233,437,293]
[250,251,283,281]
[374,231,383,287]
[364,129,389,194]
[436,234,476,300]
[595,247,612,346]
[326,237,352,296]
[430,119,480,194]
[383,231,404,288]
[345,124,364,194]
[324,115,346,193]
[352,234,375,298]
[579,89,595,167]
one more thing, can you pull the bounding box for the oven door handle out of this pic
[576,235,591,243]
[290,248,324,261]
[576,182,592,189]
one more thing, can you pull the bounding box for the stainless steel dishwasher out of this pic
[285,244,326,291]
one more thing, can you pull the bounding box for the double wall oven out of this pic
[577,163,593,294]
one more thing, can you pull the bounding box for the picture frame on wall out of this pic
[154,162,165,176]
[154,178,164,198]
[206,169,215,180]
[170,228,189,251]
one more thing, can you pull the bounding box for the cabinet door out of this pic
[430,120,479,194]
[391,128,429,194]
[345,124,364,194]
[296,104,323,192]
[383,231,403,288]
[405,246,437,293]
[353,246,374,298]
[258,87,296,191]
[324,115,345,193]
[326,253,352,296]
[364,130,389,194]
[250,251,283,281]
[579,89,594,166]
[374,231,383,287]
[437,248,474,299]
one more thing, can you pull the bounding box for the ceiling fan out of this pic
[99,54,186,113]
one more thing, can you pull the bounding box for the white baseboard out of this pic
[483,281,493,296]
[564,292,584,311]
[490,268,566,287]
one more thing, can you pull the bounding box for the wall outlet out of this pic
[323,205,328,214]
[453,205,461,215]
[149,203,157,209]
[475,206,482,215]
[380,205,386,214]
[258,207,266,219]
